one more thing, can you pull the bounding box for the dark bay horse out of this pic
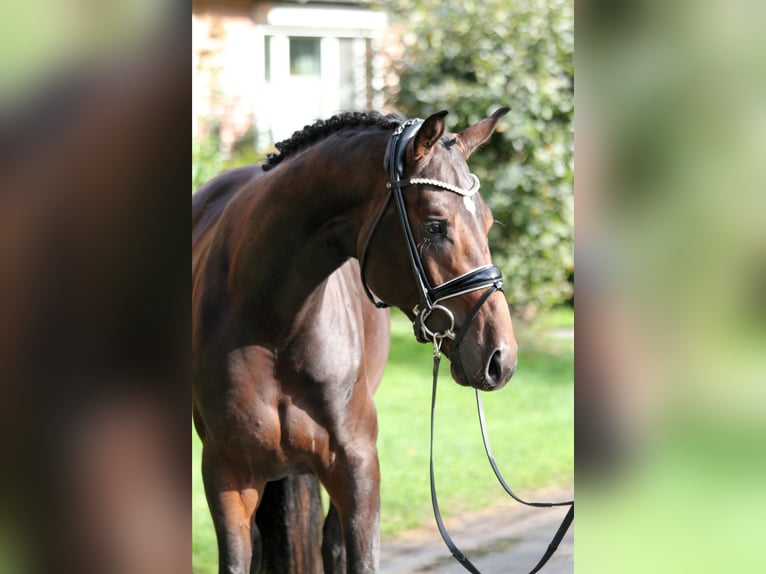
[192,108,518,573]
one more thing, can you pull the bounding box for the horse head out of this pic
[361,108,518,391]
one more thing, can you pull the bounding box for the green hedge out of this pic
[384,0,574,315]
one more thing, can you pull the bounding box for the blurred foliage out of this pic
[192,126,264,193]
[384,0,573,316]
[192,133,223,193]
[576,2,766,572]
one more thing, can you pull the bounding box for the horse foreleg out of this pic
[201,447,263,574]
[322,444,381,574]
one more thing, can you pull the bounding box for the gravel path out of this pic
[380,487,573,574]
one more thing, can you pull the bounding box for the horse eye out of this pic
[424,221,446,236]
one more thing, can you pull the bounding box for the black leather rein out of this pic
[359,118,573,573]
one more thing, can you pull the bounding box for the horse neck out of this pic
[229,130,388,330]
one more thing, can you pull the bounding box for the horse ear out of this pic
[457,106,510,159]
[413,110,448,161]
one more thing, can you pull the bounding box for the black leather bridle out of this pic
[360,118,574,573]
[360,118,504,350]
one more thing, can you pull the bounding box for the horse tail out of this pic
[254,474,326,574]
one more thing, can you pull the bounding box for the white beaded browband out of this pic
[387,173,481,197]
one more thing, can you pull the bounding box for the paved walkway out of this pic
[380,487,573,574]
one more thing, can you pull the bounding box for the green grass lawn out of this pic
[192,307,573,573]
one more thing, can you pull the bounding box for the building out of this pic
[192,0,388,153]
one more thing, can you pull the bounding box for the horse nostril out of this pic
[485,347,516,387]
[487,349,503,383]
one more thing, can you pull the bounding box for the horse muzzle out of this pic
[450,340,517,391]
[443,289,518,391]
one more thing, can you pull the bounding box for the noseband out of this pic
[360,118,504,350]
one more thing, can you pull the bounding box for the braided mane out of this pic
[262,111,404,171]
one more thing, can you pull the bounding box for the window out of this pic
[339,38,355,110]
[264,35,271,82]
[290,37,320,77]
